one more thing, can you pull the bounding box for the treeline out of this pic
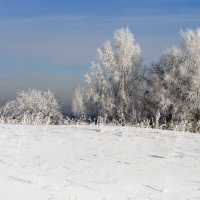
[1,27,200,132]
[72,27,200,132]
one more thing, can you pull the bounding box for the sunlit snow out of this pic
[0,125,200,199]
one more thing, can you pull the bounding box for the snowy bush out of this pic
[1,89,63,124]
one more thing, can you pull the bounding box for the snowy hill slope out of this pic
[0,124,200,200]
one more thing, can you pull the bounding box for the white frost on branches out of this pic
[1,89,63,124]
[73,27,145,122]
[159,28,200,131]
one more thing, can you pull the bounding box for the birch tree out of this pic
[159,28,200,131]
[72,28,144,123]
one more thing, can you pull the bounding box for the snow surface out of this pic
[0,124,200,200]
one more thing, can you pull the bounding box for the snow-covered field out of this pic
[0,124,200,200]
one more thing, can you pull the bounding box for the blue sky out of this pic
[0,0,200,111]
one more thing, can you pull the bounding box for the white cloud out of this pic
[0,15,87,23]
[106,13,200,24]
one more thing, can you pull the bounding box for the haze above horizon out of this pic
[0,0,200,112]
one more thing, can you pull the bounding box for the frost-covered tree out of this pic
[1,89,63,124]
[72,87,86,118]
[159,28,200,131]
[142,63,164,121]
[72,28,145,123]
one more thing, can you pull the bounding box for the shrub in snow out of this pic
[1,89,63,124]
[72,27,146,123]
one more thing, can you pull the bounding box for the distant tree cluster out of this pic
[72,27,200,132]
[1,27,200,131]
